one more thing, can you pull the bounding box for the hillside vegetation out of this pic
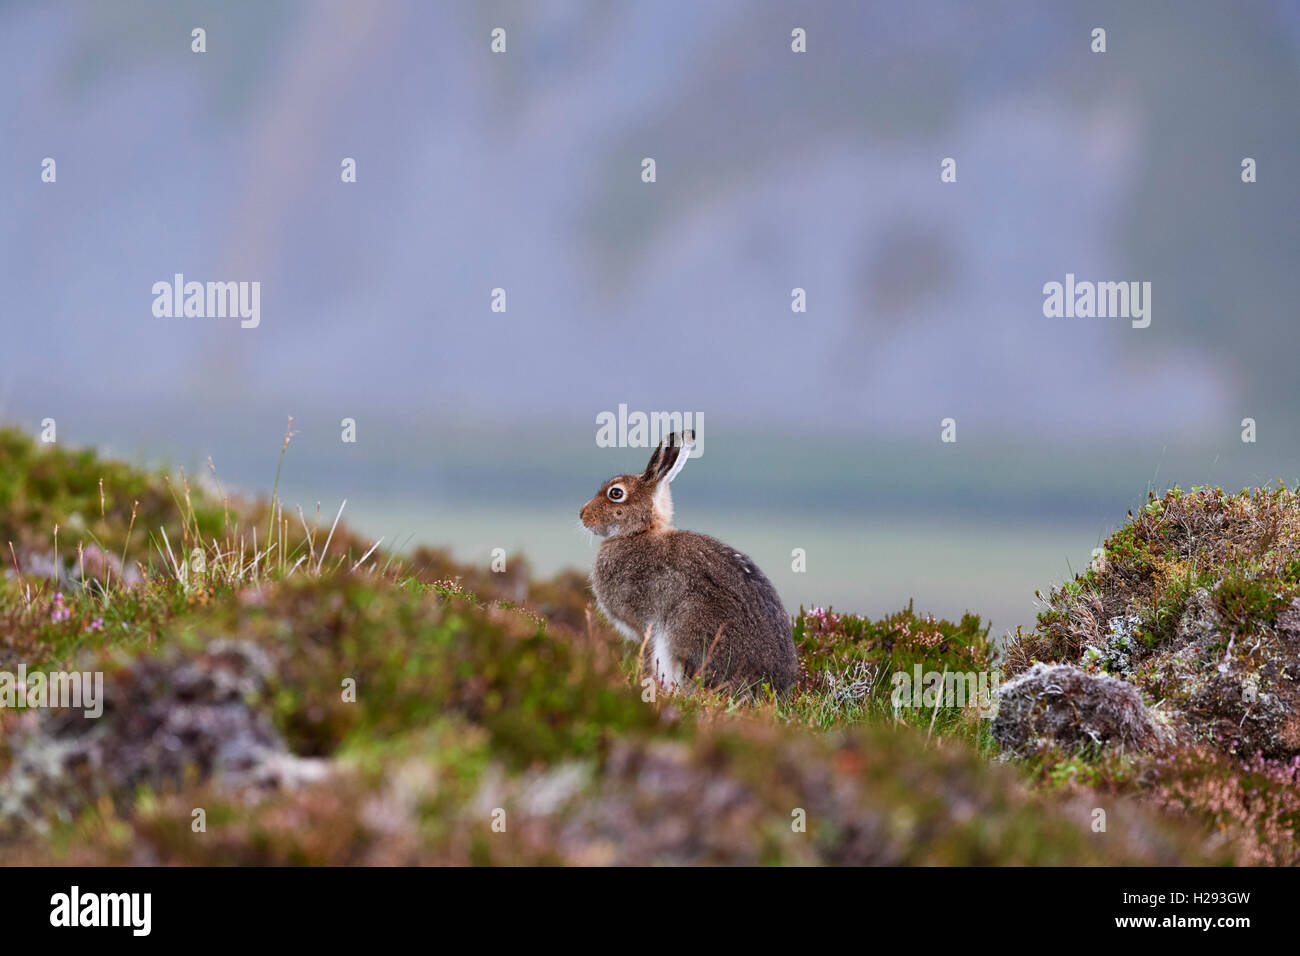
[1001,486,1300,863]
[2,427,1294,864]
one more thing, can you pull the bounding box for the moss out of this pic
[1212,573,1288,631]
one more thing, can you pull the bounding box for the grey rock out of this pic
[992,663,1171,757]
[0,640,326,833]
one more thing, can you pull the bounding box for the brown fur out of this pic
[579,431,799,694]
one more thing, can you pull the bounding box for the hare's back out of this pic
[663,530,797,690]
[665,531,787,629]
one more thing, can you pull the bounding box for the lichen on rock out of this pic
[991,662,1172,757]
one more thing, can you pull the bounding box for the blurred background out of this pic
[2,0,1298,636]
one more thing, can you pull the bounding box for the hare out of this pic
[579,430,799,695]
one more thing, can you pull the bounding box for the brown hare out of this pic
[579,431,799,695]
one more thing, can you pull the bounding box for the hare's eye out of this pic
[607,486,625,502]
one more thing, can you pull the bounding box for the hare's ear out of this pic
[643,430,695,484]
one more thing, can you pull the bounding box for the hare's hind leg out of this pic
[649,626,685,691]
[670,614,744,692]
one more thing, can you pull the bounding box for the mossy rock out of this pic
[1009,486,1300,757]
